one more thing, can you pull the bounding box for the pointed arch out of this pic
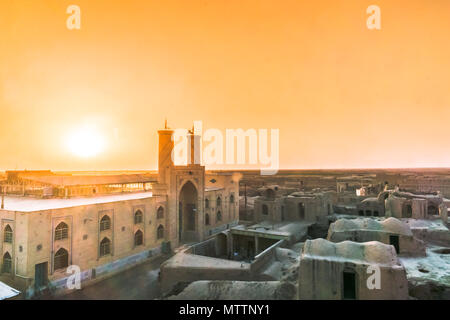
[2,252,12,273]
[157,225,164,240]
[157,206,164,219]
[134,210,143,224]
[3,225,12,243]
[100,237,111,256]
[54,248,69,270]
[55,222,68,241]
[217,210,222,222]
[179,180,198,239]
[216,196,222,207]
[100,215,111,231]
[134,229,143,246]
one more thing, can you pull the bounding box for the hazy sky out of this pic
[1,0,450,171]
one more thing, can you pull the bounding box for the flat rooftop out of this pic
[163,252,250,270]
[0,192,153,212]
[231,221,311,240]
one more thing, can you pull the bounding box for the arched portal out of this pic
[179,181,198,243]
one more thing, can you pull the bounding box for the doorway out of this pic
[35,262,48,290]
[390,235,400,254]
[298,203,305,220]
[343,271,356,300]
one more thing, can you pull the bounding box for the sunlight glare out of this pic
[66,125,106,158]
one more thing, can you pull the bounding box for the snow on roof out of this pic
[0,281,20,300]
[0,192,153,212]
[302,238,400,266]
[330,217,412,236]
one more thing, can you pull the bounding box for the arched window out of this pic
[262,204,269,215]
[100,237,111,256]
[100,215,111,231]
[157,207,164,219]
[134,210,143,224]
[55,222,68,241]
[134,230,143,246]
[54,248,68,270]
[217,196,222,207]
[205,214,210,225]
[3,225,12,243]
[217,211,222,222]
[205,198,209,209]
[2,252,12,273]
[230,194,235,204]
[157,225,164,240]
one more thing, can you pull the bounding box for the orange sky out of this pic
[1,0,450,171]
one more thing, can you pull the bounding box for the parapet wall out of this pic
[160,238,286,296]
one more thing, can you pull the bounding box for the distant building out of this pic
[253,187,333,223]
[383,190,446,220]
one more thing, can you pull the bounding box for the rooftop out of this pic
[0,192,153,212]
[330,217,413,236]
[302,238,401,266]
[16,173,157,187]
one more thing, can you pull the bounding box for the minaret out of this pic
[158,120,174,185]
[187,123,201,165]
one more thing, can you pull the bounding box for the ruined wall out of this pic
[327,230,426,256]
[188,237,218,257]
[298,258,409,300]
[160,256,253,295]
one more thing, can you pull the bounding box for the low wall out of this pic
[251,239,285,274]
[187,237,217,257]
[27,246,162,299]
[161,238,286,295]
[160,255,252,295]
[205,220,239,238]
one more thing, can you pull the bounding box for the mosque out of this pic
[0,122,240,298]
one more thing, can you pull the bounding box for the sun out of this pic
[66,125,106,158]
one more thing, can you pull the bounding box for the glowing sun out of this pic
[66,125,106,158]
